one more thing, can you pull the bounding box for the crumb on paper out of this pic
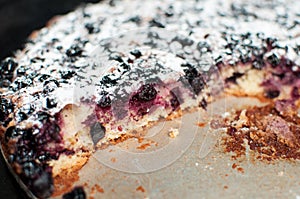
[168,128,179,138]
[91,184,104,194]
[197,122,206,127]
[136,186,145,192]
[137,143,151,150]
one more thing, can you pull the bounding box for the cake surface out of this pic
[0,0,300,198]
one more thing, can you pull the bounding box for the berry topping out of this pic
[85,23,100,34]
[60,70,76,79]
[127,15,141,24]
[10,76,34,91]
[20,104,35,115]
[31,170,54,199]
[265,89,280,99]
[172,35,194,47]
[0,97,13,123]
[266,53,280,67]
[22,161,42,179]
[200,98,208,110]
[90,122,106,144]
[16,65,27,77]
[149,18,165,28]
[252,54,265,70]
[170,90,180,110]
[38,74,51,82]
[15,111,28,122]
[43,79,59,93]
[96,95,112,108]
[45,97,58,109]
[35,111,52,123]
[66,44,83,57]
[5,126,21,141]
[34,121,62,144]
[63,187,86,199]
[100,75,118,87]
[291,86,300,99]
[130,49,142,58]
[0,58,18,87]
[131,84,157,102]
[109,53,124,62]
[183,67,205,95]
[225,72,244,84]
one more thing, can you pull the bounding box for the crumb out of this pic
[168,128,179,138]
[111,157,116,163]
[94,184,104,193]
[232,163,238,169]
[197,122,206,127]
[224,185,228,189]
[237,167,244,173]
[137,143,151,150]
[136,186,145,193]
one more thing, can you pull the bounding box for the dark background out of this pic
[0,0,100,198]
[0,0,100,60]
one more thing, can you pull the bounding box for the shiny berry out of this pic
[100,75,118,86]
[10,76,33,91]
[60,70,76,79]
[266,53,280,67]
[46,97,57,109]
[149,18,165,28]
[5,126,20,141]
[43,79,59,93]
[0,58,18,84]
[85,23,100,34]
[66,44,83,57]
[109,53,123,62]
[130,49,142,58]
[0,97,13,122]
[15,111,28,122]
[137,84,157,101]
[96,95,111,108]
[16,65,27,76]
[265,90,280,99]
[38,74,51,82]
[170,91,180,110]
[183,67,205,94]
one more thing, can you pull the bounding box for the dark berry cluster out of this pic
[183,66,205,95]
[0,58,18,87]
[4,112,66,198]
[169,91,180,110]
[0,97,13,125]
[96,95,112,108]
[131,84,157,103]
[66,44,83,57]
